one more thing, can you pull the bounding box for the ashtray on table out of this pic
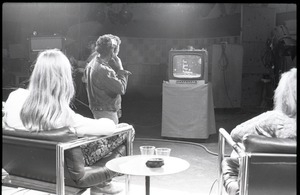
[145,158,164,168]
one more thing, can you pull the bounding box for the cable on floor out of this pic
[135,137,228,157]
[209,179,218,195]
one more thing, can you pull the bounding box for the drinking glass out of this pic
[140,146,155,155]
[155,148,171,156]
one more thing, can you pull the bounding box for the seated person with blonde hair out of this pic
[2,49,131,194]
[222,68,297,195]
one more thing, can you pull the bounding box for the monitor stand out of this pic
[161,81,216,139]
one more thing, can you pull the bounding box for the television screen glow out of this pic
[172,54,202,79]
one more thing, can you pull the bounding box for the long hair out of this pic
[273,68,297,118]
[20,49,75,131]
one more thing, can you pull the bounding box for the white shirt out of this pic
[3,88,116,137]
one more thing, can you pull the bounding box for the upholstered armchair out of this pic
[2,123,134,195]
[218,128,296,195]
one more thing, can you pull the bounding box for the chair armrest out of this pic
[56,124,135,195]
[219,128,245,157]
[218,128,245,195]
[242,134,296,154]
[219,128,297,195]
[114,123,135,140]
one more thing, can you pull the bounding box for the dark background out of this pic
[2,3,297,108]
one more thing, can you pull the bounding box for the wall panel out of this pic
[118,36,241,99]
[241,5,276,107]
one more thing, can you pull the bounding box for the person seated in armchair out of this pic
[222,68,297,195]
[2,49,134,195]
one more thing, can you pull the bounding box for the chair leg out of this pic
[125,175,130,195]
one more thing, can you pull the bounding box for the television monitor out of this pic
[28,36,65,62]
[30,36,64,51]
[168,49,208,83]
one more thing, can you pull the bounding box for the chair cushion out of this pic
[3,127,78,142]
[242,134,297,154]
[3,128,86,185]
[3,125,133,188]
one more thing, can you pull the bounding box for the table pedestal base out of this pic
[145,176,150,195]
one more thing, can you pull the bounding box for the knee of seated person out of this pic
[222,158,239,173]
[222,157,240,190]
[226,181,239,195]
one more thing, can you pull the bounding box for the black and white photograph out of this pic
[2,3,296,195]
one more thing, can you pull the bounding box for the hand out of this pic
[124,70,132,75]
[110,55,123,70]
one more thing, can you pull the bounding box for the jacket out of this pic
[85,56,129,112]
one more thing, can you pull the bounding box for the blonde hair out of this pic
[20,49,75,131]
[273,68,297,118]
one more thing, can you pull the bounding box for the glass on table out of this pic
[140,146,155,155]
[155,148,171,156]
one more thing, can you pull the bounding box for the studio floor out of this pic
[70,94,264,195]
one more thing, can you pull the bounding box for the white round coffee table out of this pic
[106,155,190,195]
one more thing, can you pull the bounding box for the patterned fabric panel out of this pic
[80,132,128,166]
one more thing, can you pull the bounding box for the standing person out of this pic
[222,68,297,195]
[85,34,131,124]
[2,49,132,194]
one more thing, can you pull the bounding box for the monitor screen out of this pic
[172,54,202,79]
[30,37,64,51]
[168,49,207,82]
